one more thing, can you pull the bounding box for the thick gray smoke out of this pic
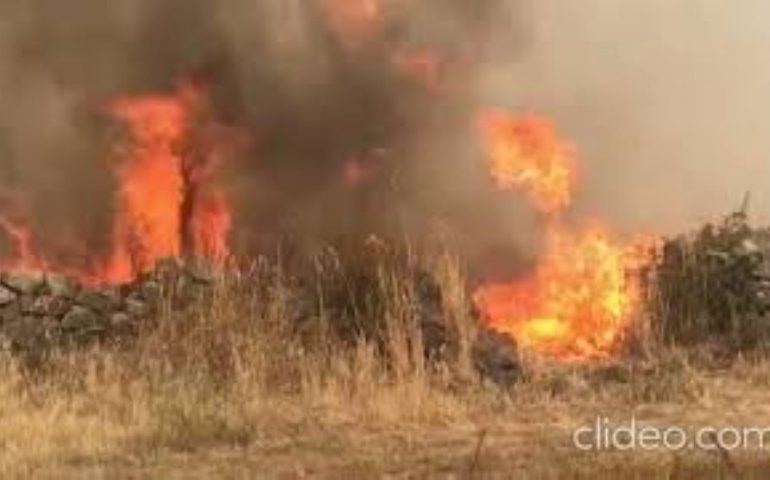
[480,1,770,234]
[0,0,766,273]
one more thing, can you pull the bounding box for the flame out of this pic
[478,110,577,216]
[101,80,232,282]
[102,91,188,282]
[474,226,641,360]
[0,80,234,284]
[474,110,642,361]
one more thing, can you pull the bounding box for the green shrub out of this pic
[650,210,770,348]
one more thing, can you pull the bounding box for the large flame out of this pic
[0,80,234,284]
[474,226,640,360]
[475,110,640,361]
[102,89,189,282]
[101,80,232,283]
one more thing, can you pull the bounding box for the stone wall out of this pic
[0,259,213,355]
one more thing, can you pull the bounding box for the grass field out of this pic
[1,250,769,479]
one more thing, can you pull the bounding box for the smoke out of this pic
[479,0,770,233]
[0,0,524,262]
[0,0,767,272]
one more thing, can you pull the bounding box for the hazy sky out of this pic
[482,1,770,233]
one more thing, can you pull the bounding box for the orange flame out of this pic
[474,226,641,360]
[101,80,232,283]
[0,80,235,284]
[102,92,188,282]
[475,110,641,361]
[478,111,577,215]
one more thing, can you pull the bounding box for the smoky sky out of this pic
[480,1,770,234]
[0,0,767,269]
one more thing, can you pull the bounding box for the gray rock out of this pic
[45,273,78,298]
[1,316,60,352]
[0,285,17,306]
[76,288,122,315]
[125,298,150,319]
[740,238,761,255]
[3,270,45,294]
[152,257,183,283]
[472,329,522,388]
[173,274,210,304]
[139,280,163,304]
[109,312,135,334]
[0,302,21,324]
[185,261,216,284]
[61,306,106,335]
[20,295,71,318]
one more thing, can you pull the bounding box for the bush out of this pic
[649,210,770,348]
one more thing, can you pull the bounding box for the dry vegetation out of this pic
[2,227,770,479]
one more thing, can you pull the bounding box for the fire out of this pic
[103,92,188,282]
[101,79,232,283]
[0,79,234,284]
[474,226,640,360]
[478,110,577,216]
[475,110,641,361]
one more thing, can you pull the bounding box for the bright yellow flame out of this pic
[474,109,644,362]
[475,226,640,361]
[477,110,577,215]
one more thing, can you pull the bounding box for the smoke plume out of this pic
[0,0,767,275]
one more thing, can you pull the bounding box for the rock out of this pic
[109,312,135,335]
[45,273,78,298]
[740,238,762,256]
[2,270,45,294]
[61,306,107,336]
[139,281,163,304]
[1,316,60,352]
[0,284,17,306]
[151,257,184,283]
[20,295,71,318]
[185,261,216,284]
[0,302,21,324]
[76,288,122,315]
[472,329,522,388]
[174,274,194,301]
[125,298,150,319]
[173,274,211,305]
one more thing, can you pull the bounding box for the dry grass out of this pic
[1,251,770,478]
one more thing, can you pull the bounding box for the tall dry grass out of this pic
[2,237,769,477]
[0,249,495,477]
